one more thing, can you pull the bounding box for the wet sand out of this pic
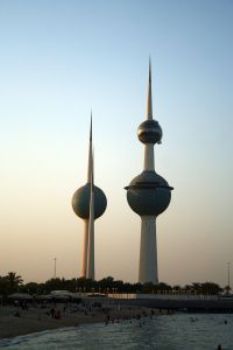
[0,303,156,339]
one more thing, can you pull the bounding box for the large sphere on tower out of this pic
[126,171,172,217]
[72,183,107,219]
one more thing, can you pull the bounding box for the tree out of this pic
[155,282,172,293]
[44,278,66,293]
[0,276,10,296]
[200,282,222,295]
[21,282,44,295]
[173,285,182,293]
[224,285,231,295]
[98,276,115,292]
[142,282,154,293]
[5,272,23,293]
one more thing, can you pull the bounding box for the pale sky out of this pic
[0,0,232,286]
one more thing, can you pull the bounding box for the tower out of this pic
[72,116,107,280]
[125,62,173,284]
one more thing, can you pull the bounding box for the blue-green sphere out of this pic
[72,183,107,219]
[126,171,172,217]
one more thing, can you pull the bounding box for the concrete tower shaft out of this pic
[72,116,107,279]
[125,62,173,284]
[86,148,95,279]
[139,216,158,283]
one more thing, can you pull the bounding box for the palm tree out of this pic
[5,272,23,293]
[173,285,182,294]
[98,276,115,292]
[0,276,10,296]
[200,282,222,295]
[224,285,231,295]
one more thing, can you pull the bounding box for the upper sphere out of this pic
[137,120,162,144]
[126,171,173,216]
[72,183,107,219]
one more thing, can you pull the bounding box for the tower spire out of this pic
[147,58,153,120]
[87,112,92,183]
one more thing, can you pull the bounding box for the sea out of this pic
[0,313,232,350]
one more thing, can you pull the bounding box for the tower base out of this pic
[81,220,88,278]
[139,216,158,284]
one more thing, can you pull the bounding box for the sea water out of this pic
[0,313,232,350]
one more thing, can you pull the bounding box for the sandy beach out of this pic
[0,302,156,339]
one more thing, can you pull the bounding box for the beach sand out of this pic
[0,302,156,339]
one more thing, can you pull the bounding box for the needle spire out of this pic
[87,112,92,183]
[147,58,153,120]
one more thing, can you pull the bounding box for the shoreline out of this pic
[0,303,158,339]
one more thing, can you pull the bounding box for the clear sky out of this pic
[0,0,232,286]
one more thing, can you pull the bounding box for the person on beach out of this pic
[54,310,61,320]
[50,308,55,318]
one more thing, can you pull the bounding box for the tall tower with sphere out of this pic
[72,116,107,280]
[125,62,173,284]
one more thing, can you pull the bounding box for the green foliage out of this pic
[0,273,225,296]
[20,282,45,295]
[0,272,23,296]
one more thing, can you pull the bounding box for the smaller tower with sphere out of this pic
[72,116,107,280]
[125,62,173,284]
